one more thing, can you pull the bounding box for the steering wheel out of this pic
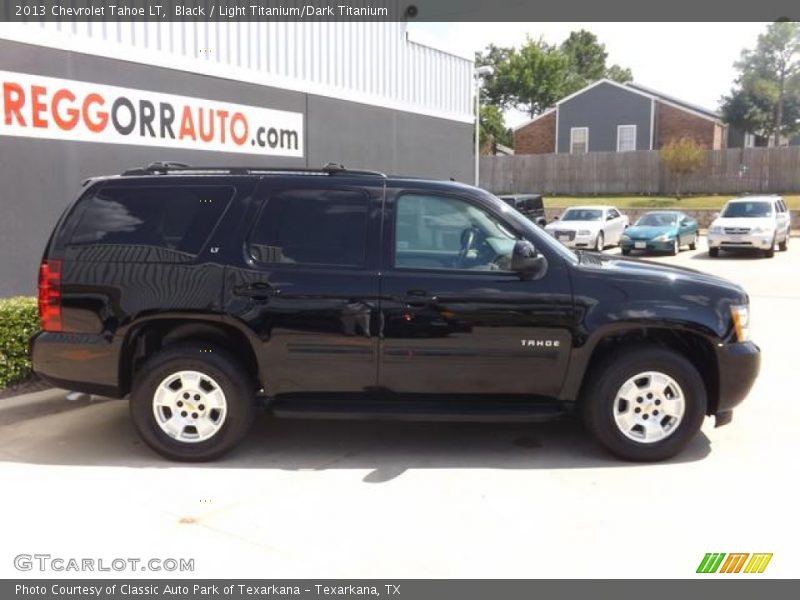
[458,228,477,265]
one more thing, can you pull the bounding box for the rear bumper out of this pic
[713,341,760,421]
[30,331,123,397]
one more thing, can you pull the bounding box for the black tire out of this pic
[130,343,255,462]
[621,248,631,256]
[689,234,697,251]
[708,247,719,258]
[778,230,789,252]
[595,231,604,252]
[669,238,679,256]
[580,346,707,462]
[765,236,775,258]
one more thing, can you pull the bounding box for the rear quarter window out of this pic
[522,196,543,211]
[64,185,233,261]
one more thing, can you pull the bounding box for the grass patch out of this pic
[543,195,800,210]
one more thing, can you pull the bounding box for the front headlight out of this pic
[731,304,750,342]
[621,234,630,241]
[577,229,591,236]
[750,226,773,235]
[709,225,722,235]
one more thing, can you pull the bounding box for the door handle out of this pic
[233,282,281,300]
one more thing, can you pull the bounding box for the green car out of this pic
[620,211,699,256]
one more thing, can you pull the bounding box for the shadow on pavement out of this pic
[0,401,712,479]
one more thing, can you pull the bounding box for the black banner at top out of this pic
[1,0,799,22]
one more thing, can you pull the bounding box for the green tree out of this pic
[560,30,633,95]
[660,138,706,200]
[503,39,570,117]
[721,21,800,145]
[475,30,634,119]
[479,104,512,154]
[605,64,634,85]
[475,44,513,106]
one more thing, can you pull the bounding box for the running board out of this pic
[268,397,568,423]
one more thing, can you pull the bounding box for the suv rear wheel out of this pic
[779,230,789,252]
[130,343,255,461]
[581,346,707,461]
[765,235,775,258]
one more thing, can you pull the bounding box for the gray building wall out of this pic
[0,40,472,296]
[556,82,652,153]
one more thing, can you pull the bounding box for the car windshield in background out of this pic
[636,213,678,227]
[562,209,603,221]
[721,201,773,218]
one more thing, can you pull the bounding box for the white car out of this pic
[707,196,791,258]
[545,205,629,251]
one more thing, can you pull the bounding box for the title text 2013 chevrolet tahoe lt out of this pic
[31,162,760,462]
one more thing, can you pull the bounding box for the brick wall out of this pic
[656,101,721,149]
[514,111,556,155]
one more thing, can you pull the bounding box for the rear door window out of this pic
[248,188,368,267]
[523,196,542,211]
[67,185,232,260]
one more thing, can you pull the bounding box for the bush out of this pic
[0,296,39,389]
[660,137,706,200]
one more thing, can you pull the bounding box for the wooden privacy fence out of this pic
[479,146,800,195]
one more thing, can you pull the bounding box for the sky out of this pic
[408,22,768,128]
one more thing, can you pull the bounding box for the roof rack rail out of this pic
[121,162,387,178]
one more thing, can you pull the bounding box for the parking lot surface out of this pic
[1,240,798,578]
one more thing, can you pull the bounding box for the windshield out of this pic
[635,213,678,227]
[561,208,603,221]
[721,201,773,218]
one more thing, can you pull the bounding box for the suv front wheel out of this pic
[130,343,255,461]
[581,346,707,461]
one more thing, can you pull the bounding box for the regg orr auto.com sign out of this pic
[0,70,304,156]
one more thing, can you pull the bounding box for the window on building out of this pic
[570,127,588,154]
[249,188,368,267]
[617,125,637,152]
[744,133,756,148]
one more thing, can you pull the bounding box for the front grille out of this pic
[724,227,750,235]
[552,230,576,241]
[721,241,752,245]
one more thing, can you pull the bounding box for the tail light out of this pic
[38,259,63,332]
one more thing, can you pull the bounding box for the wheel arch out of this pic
[118,314,264,397]
[562,324,720,416]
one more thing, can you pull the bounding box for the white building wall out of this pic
[0,17,474,123]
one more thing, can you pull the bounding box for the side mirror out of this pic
[552,215,560,221]
[511,240,547,279]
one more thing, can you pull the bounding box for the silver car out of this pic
[707,196,791,258]
[544,205,629,251]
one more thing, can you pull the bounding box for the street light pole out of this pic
[474,65,494,187]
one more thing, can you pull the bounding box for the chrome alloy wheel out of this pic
[152,371,227,443]
[612,371,685,443]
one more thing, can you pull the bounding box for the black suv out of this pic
[32,163,760,462]
[497,193,546,226]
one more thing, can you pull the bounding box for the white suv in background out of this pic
[544,205,629,251]
[707,196,791,258]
